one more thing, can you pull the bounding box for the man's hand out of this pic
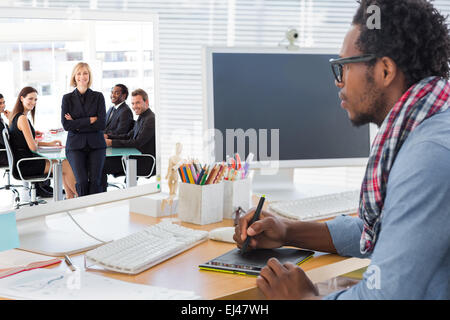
[233,209,288,251]
[257,258,319,300]
[65,113,73,121]
[104,133,109,139]
[90,116,97,124]
[105,138,112,147]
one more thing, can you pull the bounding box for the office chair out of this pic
[107,179,125,190]
[2,128,52,208]
[0,149,22,205]
[103,154,155,191]
[121,154,156,180]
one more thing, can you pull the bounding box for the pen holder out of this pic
[223,178,252,219]
[177,182,224,225]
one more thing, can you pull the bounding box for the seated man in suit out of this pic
[104,84,134,136]
[101,88,155,191]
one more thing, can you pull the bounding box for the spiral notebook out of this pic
[199,247,314,276]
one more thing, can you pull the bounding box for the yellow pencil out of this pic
[186,165,195,184]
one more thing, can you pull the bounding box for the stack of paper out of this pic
[0,250,62,279]
[0,250,56,269]
[0,268,201,300]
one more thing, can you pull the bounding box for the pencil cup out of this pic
[177,182,224,225]
[223,178,252,219]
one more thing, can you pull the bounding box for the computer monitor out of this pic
[203,47,374,200]
[0,7,162,256]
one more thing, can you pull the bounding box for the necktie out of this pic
[107,107,115,123]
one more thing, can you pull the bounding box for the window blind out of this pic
[9,0,450,189]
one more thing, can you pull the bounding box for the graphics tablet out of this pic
[199,247,314,276]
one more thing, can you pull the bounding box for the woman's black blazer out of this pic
[61,88,107,151]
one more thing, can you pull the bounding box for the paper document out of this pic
[0,249,62,280]
[0,250,56,270]
[0,268,201,300]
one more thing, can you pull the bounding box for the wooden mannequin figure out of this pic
[161,142,183,212]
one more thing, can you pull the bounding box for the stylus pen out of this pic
[64,255,76,272]
[241,195,265,255]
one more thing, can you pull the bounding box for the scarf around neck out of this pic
[359,76,450,254]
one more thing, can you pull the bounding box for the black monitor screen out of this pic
[212,52,371,162]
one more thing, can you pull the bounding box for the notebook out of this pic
[199,247,314,276]
[0,249,61,280]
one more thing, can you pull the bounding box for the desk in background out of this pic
[35,146,141,201]
[35,130,142,200]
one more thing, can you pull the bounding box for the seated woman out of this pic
[8,87,77,199]
[0,93,10,167]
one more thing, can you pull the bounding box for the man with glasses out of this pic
[234,0,450,299]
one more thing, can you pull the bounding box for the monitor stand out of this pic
[16,200,139,257]
[251,168,306,201]
[251,168,353,202]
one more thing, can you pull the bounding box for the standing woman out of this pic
[8,87,77,198]
[62,62,106,196]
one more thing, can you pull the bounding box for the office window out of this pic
[7,0,450,188]
[66,52,83,61]
[102,70,138,78]
[0,17,154,131]
[22,60,31,71]
[0,39,87,129]
[41,84,52,96]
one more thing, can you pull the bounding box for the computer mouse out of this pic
[208,227,236,243]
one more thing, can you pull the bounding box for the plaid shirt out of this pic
[359,76,450,254]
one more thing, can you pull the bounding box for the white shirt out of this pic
[112,101,125,110]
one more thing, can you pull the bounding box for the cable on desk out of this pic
[65,210,107,244]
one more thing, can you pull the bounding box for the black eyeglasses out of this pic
[329,54,377,83]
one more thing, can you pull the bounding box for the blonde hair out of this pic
[70,62,92,88]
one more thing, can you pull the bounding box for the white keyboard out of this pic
[85,222,209,275]
[268,190,361,221]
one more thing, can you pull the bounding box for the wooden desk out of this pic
[48,211,369,300]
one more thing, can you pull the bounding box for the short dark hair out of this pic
[131,88,148,102]
[0,93,3,99]
[352,0,450,88]
[114,84,129,100]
